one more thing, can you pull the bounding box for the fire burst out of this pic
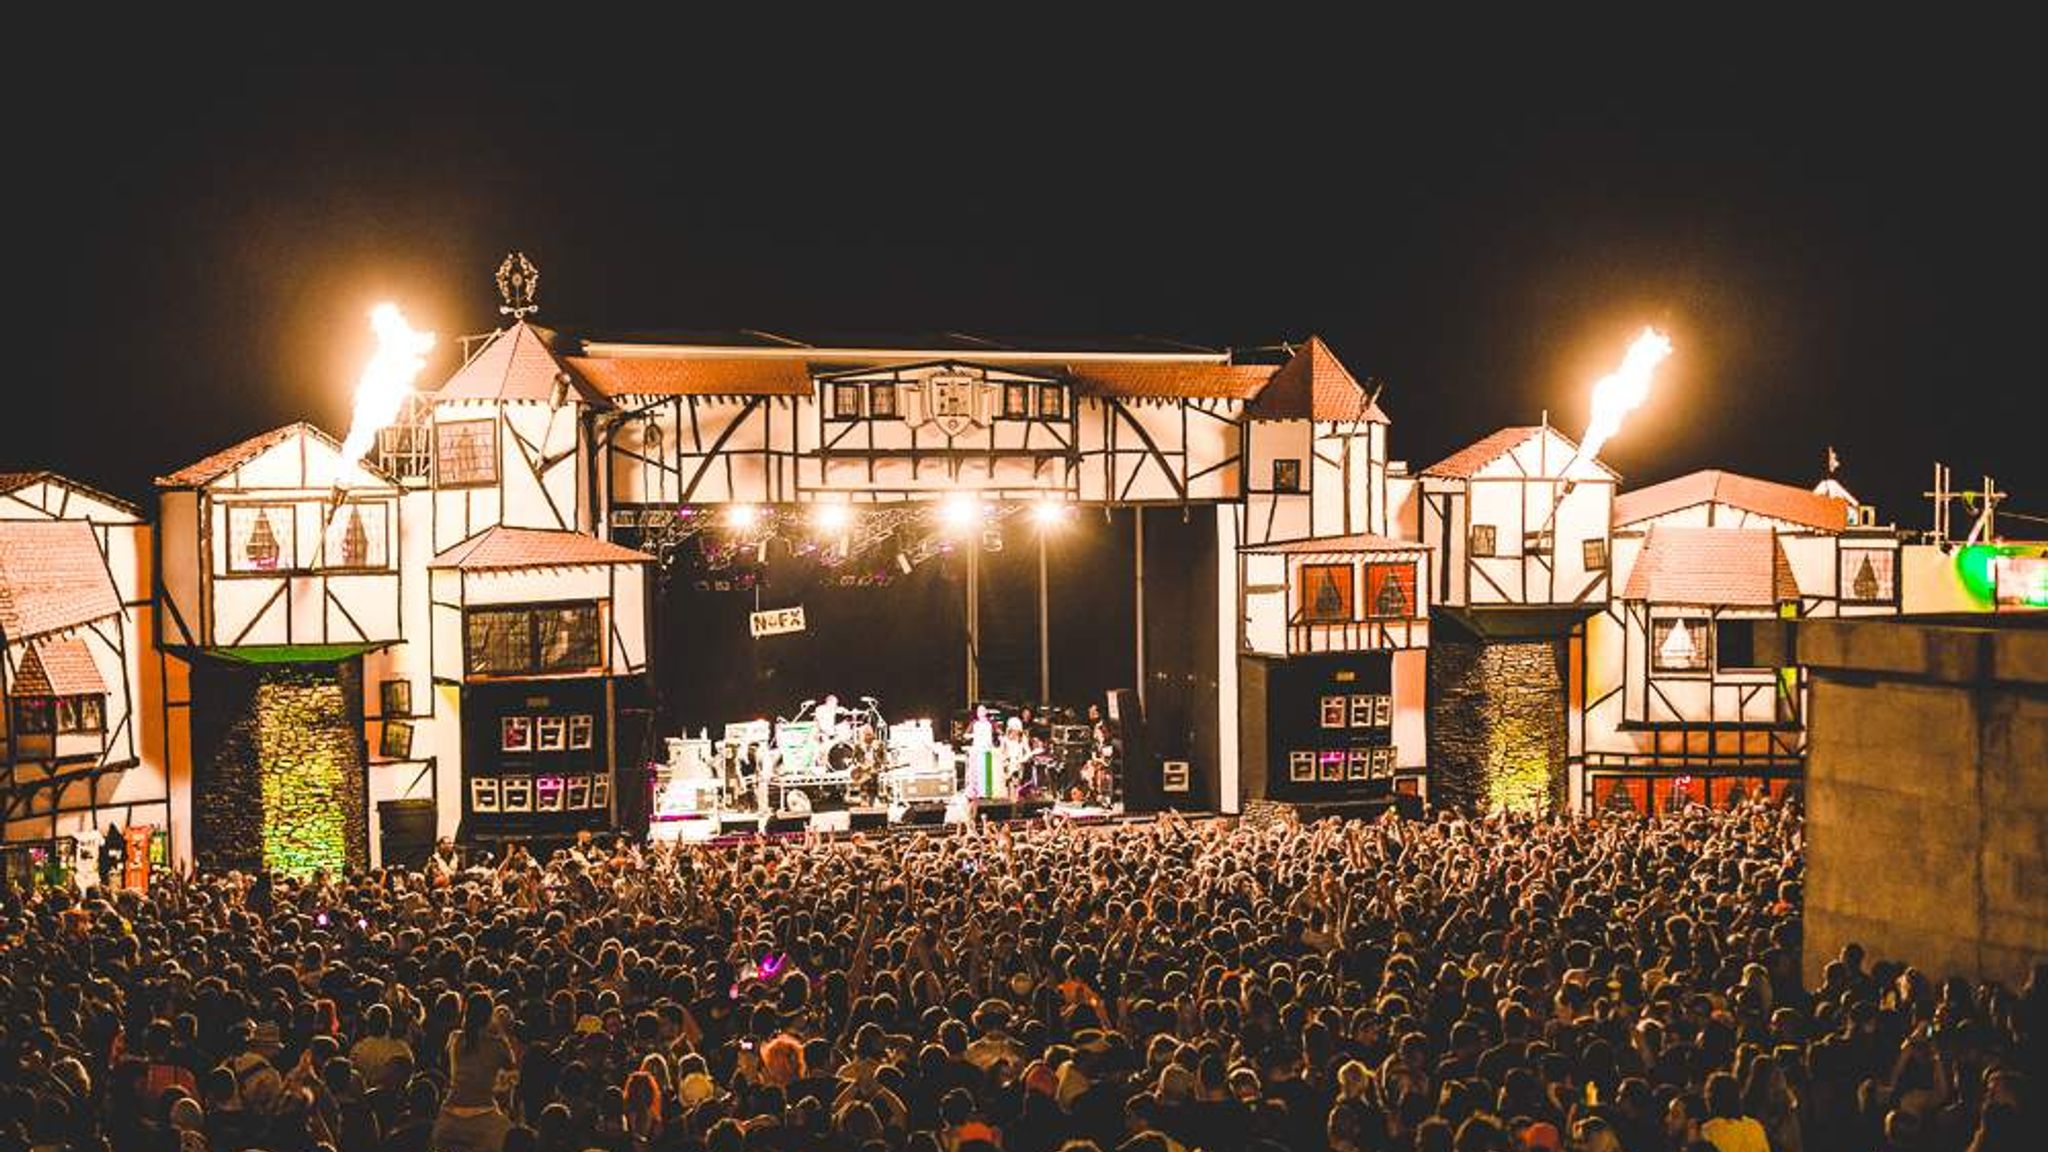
[338,303,436,473]
[1578,327,1673,462]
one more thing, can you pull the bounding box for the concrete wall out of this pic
[1759,617,2047,988]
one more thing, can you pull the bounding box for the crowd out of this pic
[0,800,2035,1152]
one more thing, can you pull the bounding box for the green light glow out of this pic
[256,679,351,878]
[1955,545,2048,607]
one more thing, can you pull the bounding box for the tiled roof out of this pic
[0,471,145,519]
[1420,426,1546,479]
[1248,337,1388,421]
[157,424,316,488]
[431,526,653,571]
[435,322,610,407]
[0,521,122,639]
[566,355,814,397]
[1241,533,1428,554]
[1066,362,1276,401]
[1622,526,1800,606]
[1613,469,1851,533]
[10,637,106,697]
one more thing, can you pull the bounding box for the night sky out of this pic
[9,24,2043,527]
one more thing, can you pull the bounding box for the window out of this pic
[226,505,296,573]
[1583,538,1610,571]
[380,720,414,760]
[1470,525,1497,557]
[16,696,103,735]
[1002,383,1031,419]
[1319,695,1348,729]
[1651,615,1712,674]
[1301,563,1354,622]
[1272,459,1302,493]
[1716,618,1764,672]
[1365,562,1417,619]
[322,502,390,570]
[13,698,53,735]
[1318,751,1346,781]
[1841,548,1897,604]
[464,603,603,677]
[831,383,865,420]
[1288,751,1316,782]
[868,383,899,419]
[435,420,498,488]
[1037,385,1066,420]
[380,679,412,717]
[1523,529,1554,556]
[1348,748,1372,780]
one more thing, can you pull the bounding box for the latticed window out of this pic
[831,383,864,420]
[868,384,899,419]
[1002,383,1031,419]
[435,420,498,487]
[464,604,602,676]
[1651,615,1712,674]
[1365,562,1416,619]
[226,505,296,573]
[1301,563,1354,622]
[1037,384,1066,419]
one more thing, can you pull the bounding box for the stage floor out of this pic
[648,793,1122,842]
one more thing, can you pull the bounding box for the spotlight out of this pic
[814,503,850,532]
[1033,499,1069,527]
[941,493,980,532]
[726,504,758,529]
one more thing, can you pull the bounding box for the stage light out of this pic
[941,494,980,532]
[1033,499,1069,527]
[726,504,758,529]
[815,503,850,532]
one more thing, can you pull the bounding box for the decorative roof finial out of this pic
[1824,444,1841,478]
[496,251,540,318]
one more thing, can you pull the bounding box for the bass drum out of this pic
[825,741,857,773]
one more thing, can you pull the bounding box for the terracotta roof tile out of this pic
[0,521,122,639]
[154,423,397,490]
[9,637,106,697]
[1613,469,1850,533]
[1249,337,1387,421]
[1066,362,1275,401]
[1621,525,1800,606]
[1241,533,1428,554]
[431,526,653,571]
[434,322,609,406]
[566,355,814,397]
[1419,427,1546,479]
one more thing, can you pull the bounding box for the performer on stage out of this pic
[814,693,844,739]
[967,705,997,798]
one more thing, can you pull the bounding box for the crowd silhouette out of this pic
[0,800,2035,1152]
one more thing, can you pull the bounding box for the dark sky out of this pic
[9,23,2043,527]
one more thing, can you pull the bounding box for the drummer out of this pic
[814,693,846,740]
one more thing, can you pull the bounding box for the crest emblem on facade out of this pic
[902,368,989,437]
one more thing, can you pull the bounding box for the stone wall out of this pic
[1760,617,2047,988]
[1427,636,1567,813]
[193,660,366,877]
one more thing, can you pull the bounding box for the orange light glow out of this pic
[1578,327,1673,463]
[338,303,436,474]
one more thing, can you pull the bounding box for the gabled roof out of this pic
[0,521,122,640]
[1613,469,1851,533]
[1622,526,1800,606]
[154,422,399,489]
[566,355,814,398]
[10,637,106,697]
[1418,425,1613,481]
[0,471,144,519]
[1420,426,1544,479]
[431,526,653,572]
[1065,361,1276,400]
[1241,533,1428,555]
[434,322,610,406]
[1247,337,1388,421]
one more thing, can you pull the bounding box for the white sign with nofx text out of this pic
[750,606,807,637]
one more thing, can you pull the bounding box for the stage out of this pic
[648,793,1121,844]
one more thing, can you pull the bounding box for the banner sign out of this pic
[122,824,153,894]
[749,606,807,638]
